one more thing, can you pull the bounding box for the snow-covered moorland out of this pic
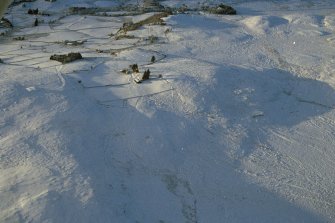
[1,0,335,222]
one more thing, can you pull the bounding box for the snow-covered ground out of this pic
[1,0,335,222]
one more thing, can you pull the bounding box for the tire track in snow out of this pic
[269,129,335,179]
[56,65,65,90]
[253,140,330,194]
[246,149,335,212]
[247,128,335,213]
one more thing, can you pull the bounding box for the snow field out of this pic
[1,0,335,222]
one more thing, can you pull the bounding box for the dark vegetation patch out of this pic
[146,35,159,44]
[50,52,83,64]
[130,64,139,73]
[27,8,39,15]
[61,40,86,46]
[142,69,150,80]
[11,0,37,7]
[0,18,13,28]
[66,0,167,16]
[116,12,171,36]
[13,36,25,41]
[114,34,137,40]
[34,18,39,26]
[142,0,165,12]
[134,69,151,84]
[175,4,188,13]
[120,68,131,75]
[202,4,237,15]
[68,7,100,15]
[67,6,138,15]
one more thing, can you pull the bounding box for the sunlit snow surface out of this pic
[1,0,335,222]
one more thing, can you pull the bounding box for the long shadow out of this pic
[37,67,331,222]
[205,65,335,157]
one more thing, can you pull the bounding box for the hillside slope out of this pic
[1,0,335,222]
